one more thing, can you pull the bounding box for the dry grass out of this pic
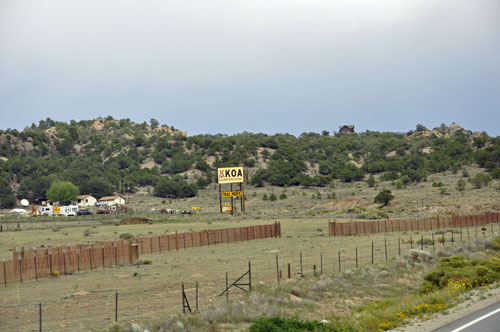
[0,172,499,331]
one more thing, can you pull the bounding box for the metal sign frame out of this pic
[218,167,245,214]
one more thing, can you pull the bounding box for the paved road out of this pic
[432,301,500,332]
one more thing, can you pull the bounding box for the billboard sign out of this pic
[217,167,244,184]
[222,191,242,198]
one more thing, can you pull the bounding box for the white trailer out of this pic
[37,205,79,216]
[59,205,79,216]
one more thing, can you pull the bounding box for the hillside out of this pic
[1,118,500,208]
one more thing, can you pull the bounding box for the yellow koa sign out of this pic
[217,167,244,184]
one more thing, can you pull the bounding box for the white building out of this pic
[76,195,97,207]
[98,195,126,206]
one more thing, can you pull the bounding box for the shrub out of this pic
[421,255,500,293]
[469,173,492,189]
[489,235,500,251]
[119,233,134,240]
[279,193,287,200]
[374,189,394,206]
[249,317,329,332]
[269,193,277,201]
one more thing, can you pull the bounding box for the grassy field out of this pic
[0,215,497,331]
[0,170,500,331]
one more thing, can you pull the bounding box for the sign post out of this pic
[217,167,245,214]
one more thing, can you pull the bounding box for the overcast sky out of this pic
[1,0,499,136]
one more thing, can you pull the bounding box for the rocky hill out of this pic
[0,118,499,208]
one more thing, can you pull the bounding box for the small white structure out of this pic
[77,195,97,207]
[98,195,126,206]
[10,208,27,215]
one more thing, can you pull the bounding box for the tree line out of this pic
[1,118,500,208]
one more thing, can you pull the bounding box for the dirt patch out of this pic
[120,217,152,225]
[313,199,359,210]
[140,159,157,169]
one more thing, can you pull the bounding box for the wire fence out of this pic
[0,218,500,331]
[0,219,498,331]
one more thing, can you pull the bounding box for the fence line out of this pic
[0,222,281,286]
[328,212,500,236]
[1,224,495,331]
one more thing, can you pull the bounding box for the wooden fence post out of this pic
[115,291,118,322]
[39,303,42,332]
[175,231,179,251]
[3,259,6,287]
[371,242,374,264]
[320,252,323,276]
[101,244,105,268]
[276,254,280,284]
[300,253,303,277]
[18,255,22,284]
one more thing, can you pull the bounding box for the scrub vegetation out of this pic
[2,118,500,208]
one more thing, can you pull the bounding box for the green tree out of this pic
[0,176,16,208]
[374,189,394,206]
[153,175,197,198]
[79,177,114,199]
[46,181,79,204]
[469,172,492,189]
[367,174,376,187]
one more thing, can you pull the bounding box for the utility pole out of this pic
[461,163,464,197]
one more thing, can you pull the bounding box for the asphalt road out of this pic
[432,301,500,332]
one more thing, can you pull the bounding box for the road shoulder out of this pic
[390,284,500,332]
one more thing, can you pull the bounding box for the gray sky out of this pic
[1,0,499,136]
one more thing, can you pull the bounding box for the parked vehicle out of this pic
[37,206,53,216]
[76,209,93,216]
[37,204,79,216]
[59,205,79,216]
[96,209,110,214]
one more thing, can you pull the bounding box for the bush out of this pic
[269,193,278,201]
[421,255,500,293]
[279,193,287,200]
[469,173,492,189]
[380,172,398,182]
[249,317,329,332]
[374,189,394,206]
[489,235,500,250]
[119,233,134,240]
